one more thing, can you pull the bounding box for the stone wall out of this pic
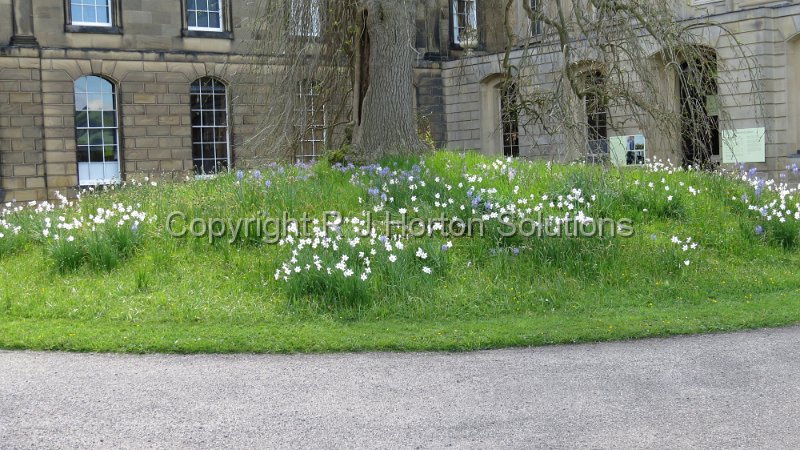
[439,2,800,176]
[0,0,268,201]
[0,47,45,202]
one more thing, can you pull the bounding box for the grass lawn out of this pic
[1,152,799,353]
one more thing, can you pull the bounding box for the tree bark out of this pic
[351,0,427,163]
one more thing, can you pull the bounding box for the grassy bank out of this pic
[1,152,798,353]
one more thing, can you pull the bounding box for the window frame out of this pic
[529,0,543,38]
[181,0,233,39]
[73,75,122,187]
[582,70,609,156]
[186,0,224,32]
[64,0,123,34]
[295,79,327,163]
[190,77,232,176]
[499,81,520,158]
[451,0,478,46]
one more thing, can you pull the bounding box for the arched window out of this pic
[680,47,719,167]
[74,75,120,186]
[190,77,230,174]
[295,79,326,163]
[583,70,608,156]
[500,81,520,157]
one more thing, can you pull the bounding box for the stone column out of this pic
[10,0,38,46]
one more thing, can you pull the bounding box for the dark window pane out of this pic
[214,127,227,142]
[76,129,90,146]
[77,145,90,162]
[89,146,105,163]
[102,129,117,145]
[192,143,203,160]
[202,127,216,144]
[88,111,103,128]
[104,145,118,161]
[191,127,203,144]
[202,110,213,127]
[75,111,89,128]
[215,110,227,127]
[216,143,228,160]
[102,111,116,128]
[191,110,202,127]
[89,129,105,145]
[188,12,197,27]
[198,12,209,28]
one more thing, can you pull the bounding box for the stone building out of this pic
[2,0,800,202]
[420,0,800,176]
[0,0,267,202]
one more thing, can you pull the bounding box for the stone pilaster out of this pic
[10,0,38,47]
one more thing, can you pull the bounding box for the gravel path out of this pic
[1,326,799,449]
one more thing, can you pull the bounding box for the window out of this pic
[499,82,519,157]
[74,76,120,186]
[452,0,477,45]
[680,48,720,167]
[583,70,608,155]
[69,0,112,27]
[187,0,224,32]
[530,0,543,37]
[295,80,326,163]
[191,78,231,175]
[290,0,322,37]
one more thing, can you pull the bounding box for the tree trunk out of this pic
[351,0,427,163]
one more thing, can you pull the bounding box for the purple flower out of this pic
[131,222,139,232]
[441,244,449,251]
[755,225,764,235]
[264,179,272,188]
[741,194,748,203]
[748,167,758,178]
[236,170,244,181]
[793,164,799,175]
[368,187,380,197]
[511,247,521,256]
[253,170,262,180]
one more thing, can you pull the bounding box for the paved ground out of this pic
[1,327,799,449]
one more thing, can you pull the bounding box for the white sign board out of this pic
[722,127,766,164]
[609,134,646,167]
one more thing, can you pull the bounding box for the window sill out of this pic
[182,29,233,40]
[65,24,123,35]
